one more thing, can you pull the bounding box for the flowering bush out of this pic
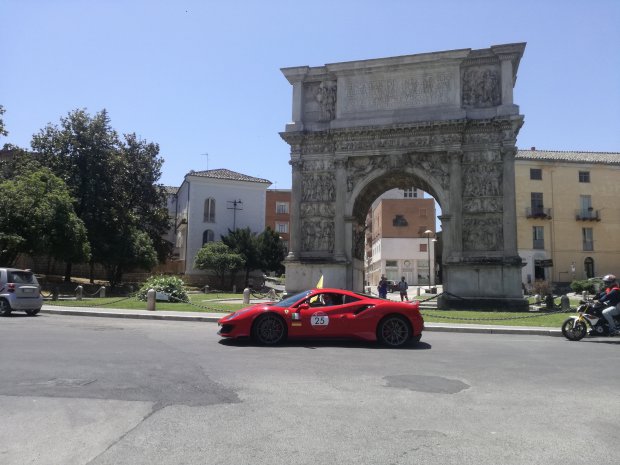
[137,275,189,303]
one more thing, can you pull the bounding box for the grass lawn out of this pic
[43,292,576,328]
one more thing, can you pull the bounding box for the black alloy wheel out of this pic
[252,313,287,345]
[0,299,12,317]
[378,315,411,347]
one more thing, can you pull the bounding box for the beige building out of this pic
[515,149,620,285]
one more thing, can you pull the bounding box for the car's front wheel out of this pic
[251,313,287,345]
[0,298,12,317]
[377,315,412,347]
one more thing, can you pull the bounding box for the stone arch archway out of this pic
[280,43,528,309]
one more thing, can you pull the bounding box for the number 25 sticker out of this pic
[311,311,329,328]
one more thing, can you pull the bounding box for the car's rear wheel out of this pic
[251,313,287,345]
[0,299,12,317]
[377,315,411,347]
[25,308,40,316]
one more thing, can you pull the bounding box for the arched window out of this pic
[584,257,594,279]
[204,198,215,222]
[202,229,215,245]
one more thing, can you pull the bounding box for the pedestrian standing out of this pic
[397,276,409,301]
[378,276,388,299]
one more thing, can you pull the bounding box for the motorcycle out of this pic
[561,299,620,341]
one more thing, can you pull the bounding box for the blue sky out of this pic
[2,0,619,191]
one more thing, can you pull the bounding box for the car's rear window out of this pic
[8,271,35,284]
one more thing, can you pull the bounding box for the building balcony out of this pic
[575,209,600,221]
[526,207,552,219]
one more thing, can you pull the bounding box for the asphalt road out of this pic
[1,313,619,465]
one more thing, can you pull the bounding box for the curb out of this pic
[39,306,562,337]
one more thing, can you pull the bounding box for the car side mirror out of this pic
[298,303,309,310]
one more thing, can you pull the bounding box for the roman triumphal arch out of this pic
[280,43,528,310]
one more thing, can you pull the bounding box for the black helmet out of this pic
[603,274,617,286]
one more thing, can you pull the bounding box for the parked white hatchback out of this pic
[0,268,43,316]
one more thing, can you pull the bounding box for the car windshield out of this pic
[8,271,35,284]
[272,290,312,308]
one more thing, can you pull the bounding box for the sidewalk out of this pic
[40,304,562,337]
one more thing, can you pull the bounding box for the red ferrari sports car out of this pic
[218,288,424,347]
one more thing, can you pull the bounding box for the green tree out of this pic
[257,227,286,276]
[221,227,262,286]
[31,109,169,284]
[194,241,245,290]
[0,168,90,267]
[0,105,7,138]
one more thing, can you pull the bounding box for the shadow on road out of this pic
[219,338,431,350]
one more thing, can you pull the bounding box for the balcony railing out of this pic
[526,207,552,219]
[575,209,600,221]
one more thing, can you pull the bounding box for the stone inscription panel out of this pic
[339,68,459,114]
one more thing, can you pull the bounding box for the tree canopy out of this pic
[194,241,245,290]
[0,168,90,267]
[30,108,170,284]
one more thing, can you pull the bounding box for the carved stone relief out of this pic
[461,65,501,108]
[462,163,502,197]
[315,80,337,122]
[408,153,450,190]
[302,172,336,202]
[301,218,334,252]
[462,217,503,252]
[346,156,387,192]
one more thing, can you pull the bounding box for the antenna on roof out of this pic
[201,152,209,170]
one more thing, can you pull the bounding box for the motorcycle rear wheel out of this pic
[561,318,587,341]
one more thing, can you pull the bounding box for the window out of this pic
[530,168,542,180]
[582,228,594,251]
[420,244,427,252]
[403,188,418,198]
[203,198,215,222]
[533,226,544,249]
[202,229,215,245]
[385,260,398,267]
[531,192,544,213]
[393,215,408,226]
[276,202,289,214]
[578,171,590,183]
[281,240,289,254]
[276,222,289,234]
[579,195,593,219]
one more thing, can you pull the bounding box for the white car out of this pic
[0,268,43,316]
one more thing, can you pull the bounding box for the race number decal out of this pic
[311,311,329,330]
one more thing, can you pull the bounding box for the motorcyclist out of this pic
[596,274,620,336]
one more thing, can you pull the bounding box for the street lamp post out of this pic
[424,229,434,290]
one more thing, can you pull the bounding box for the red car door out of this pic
[290,292,348,338]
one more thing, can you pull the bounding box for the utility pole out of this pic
[227,199,243,231]
[201,152,209,170]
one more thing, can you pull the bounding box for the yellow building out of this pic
[515,149,620,285]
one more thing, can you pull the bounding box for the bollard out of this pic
[545,294,554,310]
[243,287,250,304]
[99,286,106,298]
[534,294,541,304]
[52,287,59,301]
[561,294,570,310]
[76,285,83,301]
[204,285,209,294]
[233,284,237,294]
[417,287,421,296]
[147,288,156,311]
[582,291,587,301]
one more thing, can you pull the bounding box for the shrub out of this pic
[570,279,601,295]
[137,275,189,303]
[531,280,553,296]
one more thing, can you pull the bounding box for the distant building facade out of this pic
[365,188,437,288]
[169,169,271,277]
[515,149,620,285]
[265,189,291,254]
